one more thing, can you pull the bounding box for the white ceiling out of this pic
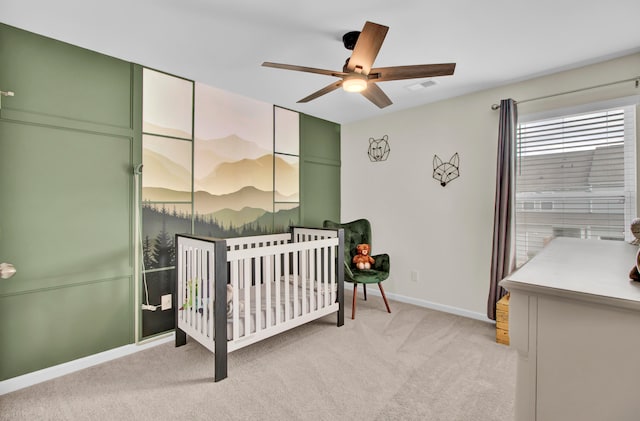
[2,0,640,124]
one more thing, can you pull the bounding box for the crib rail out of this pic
[175,227,344,382]
[225,232,290,250]
[291,226,339,242]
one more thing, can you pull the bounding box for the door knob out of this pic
[0,263,16,279]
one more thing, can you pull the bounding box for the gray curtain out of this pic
[487,99,518,320]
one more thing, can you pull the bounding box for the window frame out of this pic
[514,96,638,267]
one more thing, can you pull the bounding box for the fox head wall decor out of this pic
[433,153,460,187]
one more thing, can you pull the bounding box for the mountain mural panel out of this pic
[141,82,300,238]
[195,153,298,197]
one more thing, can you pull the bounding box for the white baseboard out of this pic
[0,333,175,396]
[354,285,494,324]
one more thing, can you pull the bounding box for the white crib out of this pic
[175,227,345,381]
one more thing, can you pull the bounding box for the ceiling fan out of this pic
[262,21,456,109]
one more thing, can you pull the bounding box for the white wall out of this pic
[341,53,640,319]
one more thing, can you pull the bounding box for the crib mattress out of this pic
[230,277,337,340]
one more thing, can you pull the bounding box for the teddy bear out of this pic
[353,243,375,270]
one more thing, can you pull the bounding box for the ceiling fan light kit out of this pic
[342,73,368,92]
[262,21,456,108]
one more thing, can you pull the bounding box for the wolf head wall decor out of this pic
[368,135,390,162]
[433,153,460,187]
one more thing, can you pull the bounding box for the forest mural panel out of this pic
[141,68,194,337]
[141,74,301,265]
[140,70,300,337]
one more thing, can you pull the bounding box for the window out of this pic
[515,100,637,267]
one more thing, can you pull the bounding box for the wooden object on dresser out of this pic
[500,238,640,421]
[495,293,510,345]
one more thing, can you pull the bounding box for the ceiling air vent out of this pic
[406,80,436,91]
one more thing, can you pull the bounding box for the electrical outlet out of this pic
[161,294,172,311]
[411,270,419,282]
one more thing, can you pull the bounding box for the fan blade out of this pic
[262,62,346,78]
[369,63,456,82]
[361,83,392,108]
[346,21,389,75]
[297,81,343,103]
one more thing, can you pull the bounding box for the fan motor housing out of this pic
[342,31,360,50]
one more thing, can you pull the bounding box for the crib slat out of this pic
[199,267,204,333]
[275,249,289,325]
[196,248,202,330]
[321,245,327,308]
[255,256,262,333]
[329,244,335,305]
[301,248,307,315]
[208,249,215,339]
[185,248,191,327]
[188,248,196,329]
[243,258,251,336]
[195,248,201,333]
[196,249,202,333]
[181,247,188,327]
[202,249,208,333]
[292,251,300,320]
[265,254,272,328]
[321,243,326,308]
[314,247,320,311]
[307,247,313,313]
[198,248,204,331]
[231,261,240,341]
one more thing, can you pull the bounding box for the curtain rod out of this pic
[490,76,640,110]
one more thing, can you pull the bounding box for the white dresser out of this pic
[500,238,640,421]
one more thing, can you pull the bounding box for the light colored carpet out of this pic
[0,293,516,421]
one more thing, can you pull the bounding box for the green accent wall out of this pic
[0,23,338,382]
[0,23,141,380]
[299,114,341,226]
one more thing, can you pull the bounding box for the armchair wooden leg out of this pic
[352,283,357,320]
[378,283,391,313]
[363,284,367,301]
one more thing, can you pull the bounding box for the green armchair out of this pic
[323,219,391,319]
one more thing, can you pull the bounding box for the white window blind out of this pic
[515,104,636,267]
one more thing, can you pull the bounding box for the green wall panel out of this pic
[299,114,341,226]
[0,24,138,381]
[0,23,132,129]
[0,277,131,380]
[300,114,341,162]
[0,121,132,295]
[301,161,341,226]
